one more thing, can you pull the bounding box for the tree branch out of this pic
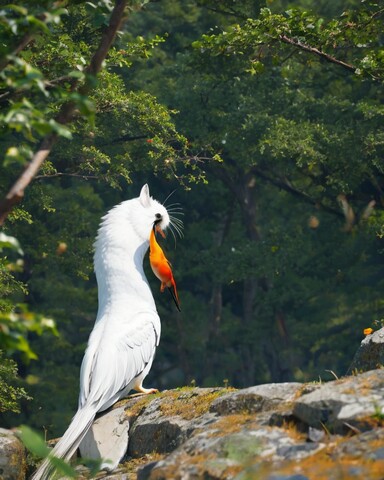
[250,166,343,218]
[279,34,357,74]
[98,134,148,147]
[0,33,34,72]
[203,6,247,20]
[0,0,128,225]
[34,172,99,181]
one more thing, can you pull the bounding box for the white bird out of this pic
[32,184,173,480]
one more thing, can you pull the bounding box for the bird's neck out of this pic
[94,220,155,317]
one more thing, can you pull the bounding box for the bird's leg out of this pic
[135,385,159,395]
[133,377,159,395]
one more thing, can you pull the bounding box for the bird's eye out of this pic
[155,213,162,219]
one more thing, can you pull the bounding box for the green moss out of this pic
[123,387,234,422]
[123,392,159,419]
[221,434,262,463]
[157,387,234,420]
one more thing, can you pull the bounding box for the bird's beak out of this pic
[154,224,166,238]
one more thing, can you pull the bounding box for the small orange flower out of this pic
[363,328,373,336]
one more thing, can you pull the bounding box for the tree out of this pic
[126,0,384,384]
[0,0,188,433]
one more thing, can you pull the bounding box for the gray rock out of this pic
[79,403,130,471]
[128,417,186,457]
[128,388,221,458]
[335,427,384,457]
[266,476,309,480]
[0,428,26,480]
[136,419,325,480]
[137,461,158,480]
[348,327,384,374]
[307,426,325,443]
[293,369,384,432]
[210,382,303,415]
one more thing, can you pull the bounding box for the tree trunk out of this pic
[204,208,233,383]
[236,173,260,386]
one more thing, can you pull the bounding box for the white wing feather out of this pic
[79,311,160,411]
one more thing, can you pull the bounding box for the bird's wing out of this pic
[79,310,160,411]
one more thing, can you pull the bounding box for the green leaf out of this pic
[3,4,28,16]
[19,425,50,458]
[48,456,77,477]
[48,119,73,139]
[19,426,77,477]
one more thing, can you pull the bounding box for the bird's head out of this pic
[130,184,170,241]
[153,215,166,239]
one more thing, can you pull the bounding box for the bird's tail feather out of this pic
[168,286,181,312]
[31,405,96,480]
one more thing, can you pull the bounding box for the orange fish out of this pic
[149,225,181,311]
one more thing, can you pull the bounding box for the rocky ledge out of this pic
[2,331,384,480]
[93,368,383,480]
[3,369,384,479]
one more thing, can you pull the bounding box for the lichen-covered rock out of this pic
[24,370,384,480]
[210,382,304,415]
[132,384,326,480]
[293,369,384,432]
[127,388,225,458]
[136,423,325,480]
[0,428,26,480]
[348,327,384,374]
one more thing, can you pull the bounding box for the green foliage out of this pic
[0,233,58,361]
[0,0,189,187]
[0,351,31,413]
[0,303,57,362]
[193,2,384,80]
[0,231,56,428]
[0,3,70,160]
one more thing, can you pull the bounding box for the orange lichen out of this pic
[121,453,164,479]
[148,450,243,480]
[255,442,384,480]
[210,413,258,437]
[363,327,374,335]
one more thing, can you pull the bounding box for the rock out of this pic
[0,428,26,480]
[132,371,384,479]
[137,424,324,480]
[293,369,384,432]
[307,426,326,443]
[24,370,384,480]
[347,327,384,374]
[210,382,303,415]
[134,389,325,480]
[137,462,158,480]
[79,403,130,471]
[128,388,222,458]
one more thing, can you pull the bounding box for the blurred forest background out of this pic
[0,0,383,439]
